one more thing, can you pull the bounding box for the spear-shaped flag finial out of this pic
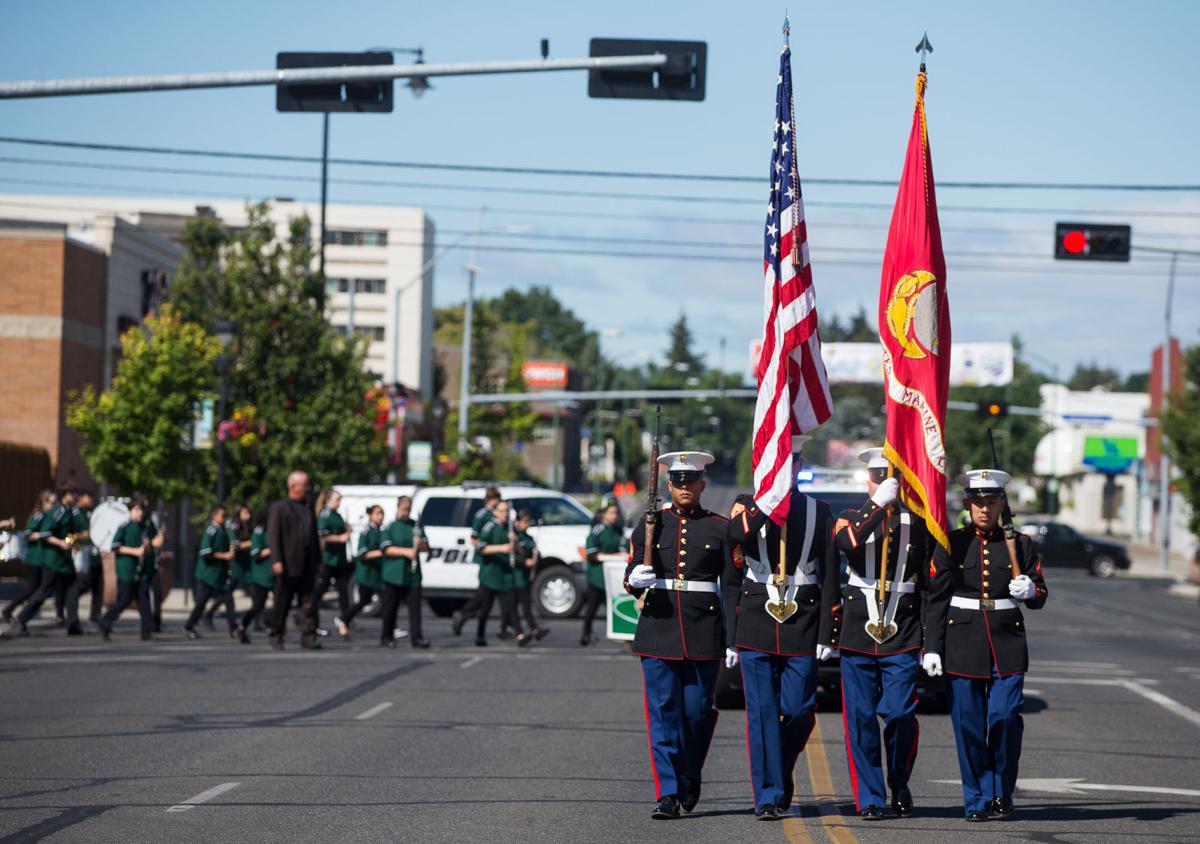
[915,31,933,71]
[783,12,791,44]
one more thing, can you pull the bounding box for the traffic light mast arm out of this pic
[0,54,669,100]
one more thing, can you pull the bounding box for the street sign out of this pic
[276,51,394,113]
[588,38,706,101]
[1054,222,1131,262]
[1083,435,1138,473]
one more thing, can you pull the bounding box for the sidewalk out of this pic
[1126,540,1198,600]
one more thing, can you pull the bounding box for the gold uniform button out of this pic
[682,528,688,534]
[681,519,688,525]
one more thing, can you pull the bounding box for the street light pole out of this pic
[213,319,236,504]
[1159,251,1178,571]
[457,207,486,450]
[319,112,329,285]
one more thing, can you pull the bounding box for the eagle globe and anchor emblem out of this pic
[886,270,940,359]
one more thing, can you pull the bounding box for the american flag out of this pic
[751,24,833,524]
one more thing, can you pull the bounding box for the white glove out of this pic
[725,648,740,668]
[1008,575,1036,601]
[628,564,657,589]
[922,652,943,677]
[870,477,900,508]
[816,645,838,662]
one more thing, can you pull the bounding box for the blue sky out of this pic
[2,0,1198,382]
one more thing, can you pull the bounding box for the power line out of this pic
[2,135,1198,192]
[2,163,1199,223]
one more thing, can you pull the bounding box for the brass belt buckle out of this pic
[673,578,686,591]
[979,598,995,611]
[771,573,787,587]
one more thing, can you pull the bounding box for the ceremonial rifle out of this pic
[636,407,662,611]
[987,429,1023,579]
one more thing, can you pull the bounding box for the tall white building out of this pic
[0,195,435,395]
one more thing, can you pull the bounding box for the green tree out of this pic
[1068,361,1123,392]
[169,203,388,511]
[67,307,219,501]
[1162,343,1200,536]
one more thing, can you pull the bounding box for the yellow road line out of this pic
[782,714,859,844]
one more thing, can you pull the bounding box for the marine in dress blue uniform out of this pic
[924,470,1048,821]
[726,437,840,820]
[831,448,936,820]
[624,451,733,820]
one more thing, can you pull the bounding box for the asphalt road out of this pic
[2,570,1200,844]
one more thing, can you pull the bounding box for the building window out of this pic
[323,229,388,247]
[326,277,386,294]
[337,325,385,342]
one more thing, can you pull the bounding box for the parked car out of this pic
[1018,519,1131,578]
[714,473,946,711]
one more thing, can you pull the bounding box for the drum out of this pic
[89,500,130,556]
[0,530,24,563]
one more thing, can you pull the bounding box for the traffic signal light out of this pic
[976,401,1008,419]
[1054,222,1131,262]
[588,39,707,101]
[276,52,394,113]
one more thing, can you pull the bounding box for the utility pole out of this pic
[457,207,486,450]
[319,112,329,283]
[1159,251,1178,571]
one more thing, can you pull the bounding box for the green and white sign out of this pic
[603,558,639,641]
[1083,436,1139,474]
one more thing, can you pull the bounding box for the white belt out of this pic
[951,595,1017,611]
[746,569,818,587]
[651,578,719,594]
[847,572,916,593]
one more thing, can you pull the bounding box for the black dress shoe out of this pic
[533,627,550,640]
[380,639,397,649]
[238,627,251,644]
[989,797,1014,817]
[778,776,794,811]
[474,637,488,647]
[184,628,201,640]
[450,612,465,636]
[651,795,680,820]
[680,776,701,813]
[410,637,431,649]
[892,787,913,817]
[579,635,591,646]
[270,639,284,651]
[965,810,989,822]
[516,634,531,647]
[66,625,85,636]
[100,626,112,642]
[755,804,781,820]
[860,805,884,821]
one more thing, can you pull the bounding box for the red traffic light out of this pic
[1061,229,1087,255]
[1054,222,1131,262]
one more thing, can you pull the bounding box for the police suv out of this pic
[335,483,597,618]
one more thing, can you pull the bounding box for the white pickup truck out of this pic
[334,483,598,618]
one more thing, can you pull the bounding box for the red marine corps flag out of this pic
[878,61,952,551]
[751,18,834,525]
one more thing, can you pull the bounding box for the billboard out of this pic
[750,341,1014,387]
[521,361,569,389]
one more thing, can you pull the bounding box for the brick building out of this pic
[0,222,107,487]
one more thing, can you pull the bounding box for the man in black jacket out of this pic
[726,437,840,820]
[624,451,733,821]
[267,471,321,650]
[924,469,1048,822]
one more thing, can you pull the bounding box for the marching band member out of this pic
[338,505,386,634]
[581,502,627,646]
[99,499,154,641]
[380,496,430,649]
